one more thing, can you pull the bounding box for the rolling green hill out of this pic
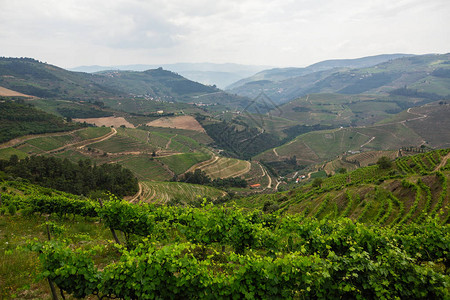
[0,57,251,112]
[256,101,450,174]
[1,53,450,299]
[93,68,217,97]
[0,149,449,298]
[239,149,450,224]
[137,181,225,204]
[0,100,82,143]
[0,58,121,99]
[226,54,412,90]
[227,53,450,104]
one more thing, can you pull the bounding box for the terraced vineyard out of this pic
[323,159,359,175]
[255,116,426,168]
[396,148,450,174]
[0,150,449,299]
[346,150,399,167]
[200,157,251,179]
[157,152,211,175]
[137,181,225,204]
[89,128,154,153]
[118,155,173,181]
[0,127,111,158]
[240,149,450,224]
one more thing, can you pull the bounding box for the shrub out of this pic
[8,203,16,216]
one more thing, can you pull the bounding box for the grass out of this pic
[310,170,327,179]
[0,213,112,299]
[0,148,28,160]
[120,128,149,144]
[410,76,450,96]
[170,135,203,152]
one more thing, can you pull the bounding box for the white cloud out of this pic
[0,0,448,68]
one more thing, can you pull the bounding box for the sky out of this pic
[1,0,449,68]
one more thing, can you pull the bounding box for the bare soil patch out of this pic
[73,117,135,128]
[146,116,205,132]
[0,86,33,97]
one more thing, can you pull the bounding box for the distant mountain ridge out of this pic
[0,57,251,111]
[226,53,450,104]
[226,54,413,90]
[69,62,272,89]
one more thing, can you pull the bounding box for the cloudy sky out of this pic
[1,0,449,68]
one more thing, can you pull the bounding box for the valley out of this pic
[0,53,449,299]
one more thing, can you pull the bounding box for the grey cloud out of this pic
[0,0,448,68]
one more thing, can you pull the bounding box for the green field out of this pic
[139,125,213,145]
[24,135,74,152]
[0,127,112,157]
[73,126,111,140]
[53,149,92,162]
[90,127,207,155]
[90,128,154,153]
[0,147,27,160]
[158,152,211,175]
[30,99,113,119]
[118,155,172,181]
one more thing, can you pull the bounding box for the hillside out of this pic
[0,150,449,298]
[226,54,412,90]
[0,86,33,97]
[92,68,217,98]
[0,57,121,99]
[0,123,272,198]
[266,90,447,130]
[70,62,271,89]
[0,57,251,111]
[227,53,450,104]
[255,101,450,174]
[0,100,82,143]
[239,149,450,224]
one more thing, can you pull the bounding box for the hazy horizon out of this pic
[1,0,449,69]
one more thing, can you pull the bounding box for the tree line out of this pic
[0,155,138,197]
[0,100,82,143]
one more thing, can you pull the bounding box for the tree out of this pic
[312,178,323,188]
[377,156,392,169]
[337,167,347,174]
